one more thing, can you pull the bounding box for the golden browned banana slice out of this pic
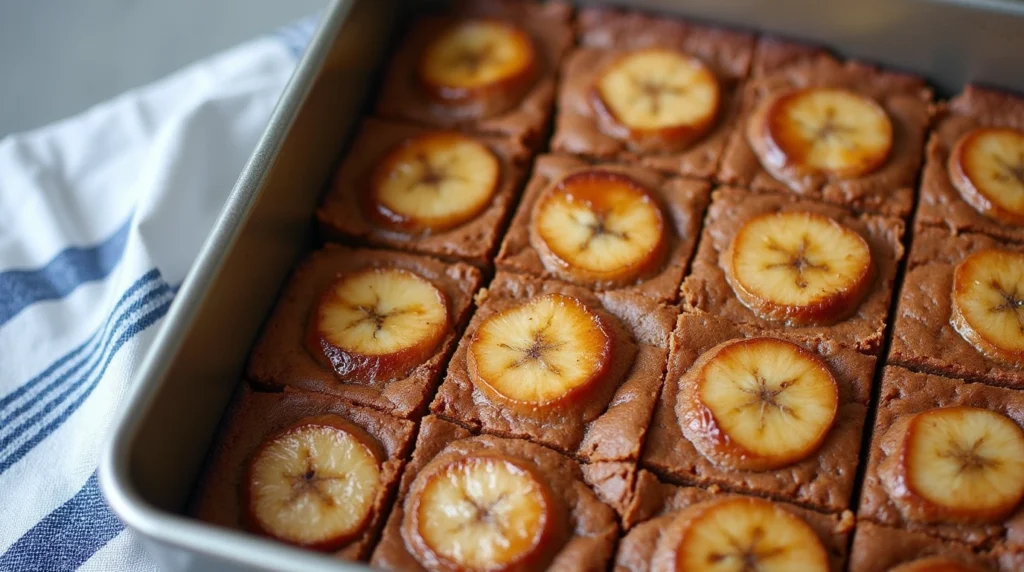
[306,268,449,382]
[889,557,986,572]
[879,406,1024,524]
[417,19,538,117]
[750,87,893,179]
[591,47,720,150]
[949,127,1024,225]
[677,338,839,471]
[467,293,614,409]
[530,170,667,287]
[404,456,558,572]
[369,132,500,233]
[951,248,1024,367]
[244,415,383,550]
[726,211,874,325]
[653,496,830,572]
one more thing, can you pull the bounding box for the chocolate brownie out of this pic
[849,522,996,572]
[642,311,874,513]
[613,470,851,572]
[430,272,675,462]
[680,187,905,354]
[191,386,416,561]
[318,118,530,267]
[370,415,619,571]
[246,245,481,418]
[550,7,755,179]
[917,85,1024,243]
[495,154,711,303]
[718,42,932,217]
[374,0,573,147]
[858,366,1024,550]
[889,227,1024,389]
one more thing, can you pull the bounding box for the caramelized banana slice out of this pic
[726,211,874,325]
[531,170,667,287]
[592,48,720,150]
[678,338,839,471]
[951,248,1024,366]
[949,127,1024,225]
[306,268,449,382]
[369,132,500,233]
[244,415,382,550]
[751,87,893,180]
[417,19,538,118]
[880,407,1024,524]
[405,456,557,572]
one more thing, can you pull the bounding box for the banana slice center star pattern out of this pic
[468,293,612,405]
[248,423,381,547]
[730,211,873,309]
[371,133,500,232]
[674,498,830,572]
[595,49,719,131]
[906,407,1024,516]
[315,269,448,358]
[420,20,534,90]
[533,171,665,282]
[952,249,1024,357]
[765,87,892,177]
[697,339,838,462]
[953,128,1024,221]
[414,458,550,570]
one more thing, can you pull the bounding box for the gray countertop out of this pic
[0,0,328,137]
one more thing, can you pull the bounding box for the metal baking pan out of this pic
[99,0,1024,571]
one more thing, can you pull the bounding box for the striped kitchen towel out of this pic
[0,18,317,572]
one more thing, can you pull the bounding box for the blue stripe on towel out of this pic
[0,472,123,572]
[0,219,132,328]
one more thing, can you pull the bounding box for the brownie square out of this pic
[680,187,905,354]
[642,311,874,513]
[718,41,932,218]
[191,386,416,561]
[550,7,755,179]
[374,0,573,147]
[889,227,1024,389]
[430,272,675,462]
[917,85,1024,243]
[858,366,1024,550]
[246,245,481,418]
[849,521,996,572]
[371,415,619,571]
[317,118,530,267]
[613,470,851,572]
[495,154,711,303]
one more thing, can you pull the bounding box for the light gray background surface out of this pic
[0,0,328,137]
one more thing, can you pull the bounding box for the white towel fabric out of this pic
[0,17,316,572]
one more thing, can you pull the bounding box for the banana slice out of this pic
[591,48,720,149]
[678,338,839,471]
[467,293,614,409]
[531,170,667,287]
[880,407,1024,524]
[244,415,383,550]
[417,19,538,117]
[951,248,1024,367]
[890,557,985,572]
[306,268,449,382]
[405,456,557,572]
[369,132,500,233]
[654,497,830,572]
[726,211,874,325]
[751,87,893,179]
[949,127,1024,225]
